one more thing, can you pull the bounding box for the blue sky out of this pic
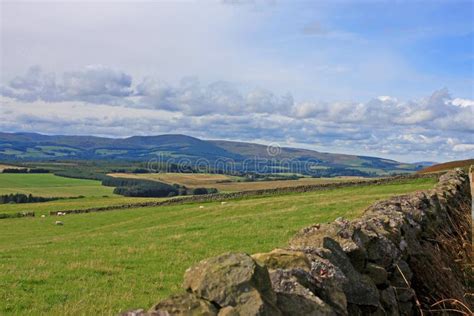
[1,0,473,162]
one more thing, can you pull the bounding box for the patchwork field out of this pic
[0,177,436,315]
[0,174,162,216]
[108,172,368,192]
[0,164,22,171]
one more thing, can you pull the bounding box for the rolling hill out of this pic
[0,132,421,175]
[418,159,474,174]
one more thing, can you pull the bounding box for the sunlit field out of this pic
[0,177,436,315]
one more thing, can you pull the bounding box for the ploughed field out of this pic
[108,172,370,192]
[0,175,436,315]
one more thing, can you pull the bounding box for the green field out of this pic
[0,174,162,216]
[0,174,114,197]
[0,177,436,315]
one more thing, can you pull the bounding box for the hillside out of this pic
[418,159,474,174]
[0,132,420,175]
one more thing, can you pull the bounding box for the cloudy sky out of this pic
[0,0,473,162]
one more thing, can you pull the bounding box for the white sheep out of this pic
[55,221,64,226]
[221,202,227,205]
[199,206,204,209]
[41,215,46,218]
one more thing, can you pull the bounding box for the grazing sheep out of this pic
[55,221,64,226]
[221,201,227,205]
[41,215,46,218]
[199,206,204,209]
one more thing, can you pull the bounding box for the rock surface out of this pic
[182,252,280,315]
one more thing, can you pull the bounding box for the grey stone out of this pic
[183,252,281,316]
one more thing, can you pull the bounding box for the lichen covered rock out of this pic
[150,293,218,316]
[182,252,280,315]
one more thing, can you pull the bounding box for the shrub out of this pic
[0,193,59,204]
[2,168,28,173]
[191,187,218,195]
[28,168,50,173]
[113,184,179,197]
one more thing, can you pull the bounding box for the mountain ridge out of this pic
[0,132,420,175]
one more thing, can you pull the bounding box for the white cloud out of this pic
[453,144,474,152]
[1,66,473,162]
[452,98,474,108]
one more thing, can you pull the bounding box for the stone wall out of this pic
[0,211,35,219]
[49,173,438,216]
[123,169,472,316]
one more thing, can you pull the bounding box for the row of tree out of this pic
[2,168,50,174]
[0,193,58,204]
[102,176,219,197]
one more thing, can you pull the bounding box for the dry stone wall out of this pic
[125,168,472,315]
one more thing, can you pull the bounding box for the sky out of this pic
[0,0,473,163]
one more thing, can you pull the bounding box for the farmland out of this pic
[0,174,162,216]
[108,172,369,192]
[0,176,436,315]
[0,164,23,171]
[0,173,115,197]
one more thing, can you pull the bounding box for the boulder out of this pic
[183,252,281,316]
[269,269,336,316]
[321,238,380,308]
[303,250,348,315]
[217,306,238,316]
[150,293,218,316]
[379,287,399,316]
[364,263,388,287]
[251,249,311,271]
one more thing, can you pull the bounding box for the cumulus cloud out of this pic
[1,66,473,162]
[135,76,293,116]
[1,65,133,105]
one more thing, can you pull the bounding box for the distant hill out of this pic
[418,159,474,174]
[0,132,421,175]
[412,161,438,168]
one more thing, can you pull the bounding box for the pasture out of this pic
[0,173,114,197]
[108,172,368,192]
[0,177,436,315]
[0,174,161,216]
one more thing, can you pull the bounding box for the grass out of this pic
[108,172,368,192]
[0,177,436,315]
[0,174,114,197]
[0,174,162,216]
[0,196,164,216]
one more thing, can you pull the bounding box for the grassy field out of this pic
[0,173,115,197]
[0,174,162,216]
[108,172,368,192]
[0,177,436,315]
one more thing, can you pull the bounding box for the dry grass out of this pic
[419,159,474,174]
[412,167,473,313]
[108,172,369,192]
[109,172,235,188]
[0,164,23,171]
